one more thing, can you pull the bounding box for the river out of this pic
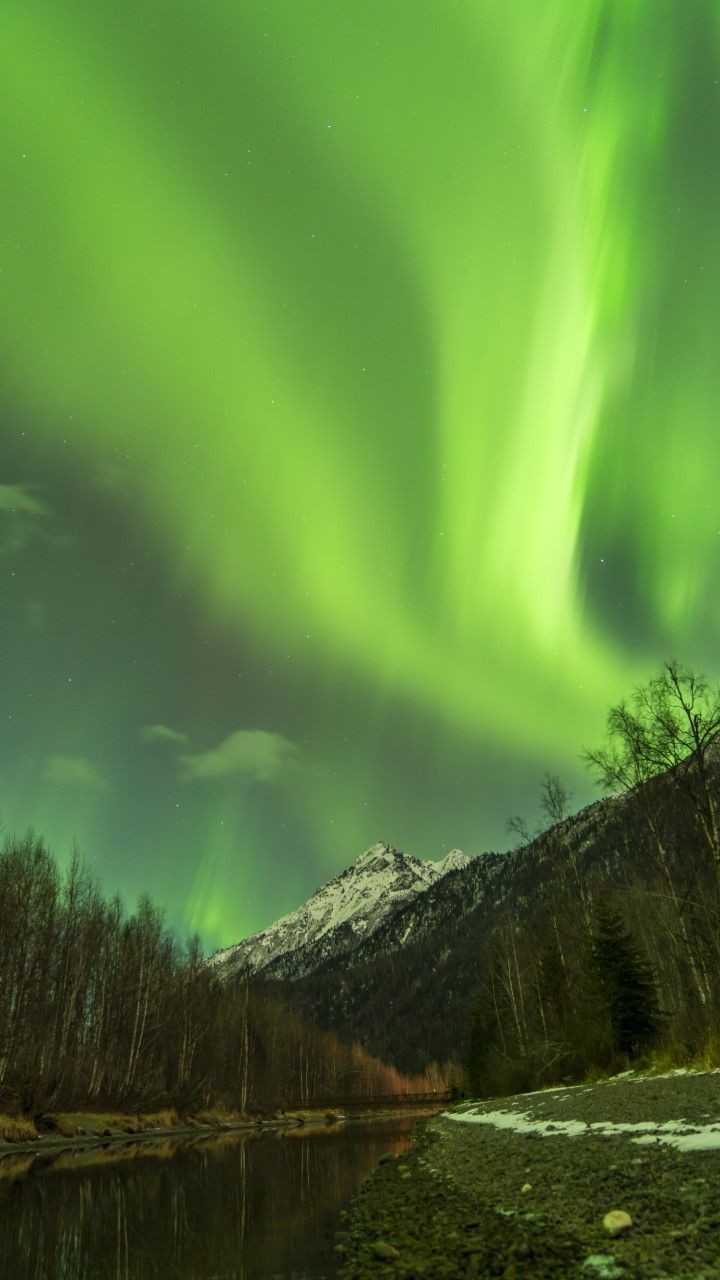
[0,1114,423,1279]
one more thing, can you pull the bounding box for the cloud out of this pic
[0,484,47,518]
[141,723,190,746]
[179,729,299,783]
[0,483,49,553]
[44,755,108,792]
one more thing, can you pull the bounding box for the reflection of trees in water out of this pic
[0,1121,415,1279]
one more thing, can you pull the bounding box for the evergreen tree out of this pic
[591,904,662,1057]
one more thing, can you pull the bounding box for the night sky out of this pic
[2,2,719,949]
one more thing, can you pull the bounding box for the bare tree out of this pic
[540,773,573,826]
[587,660,720,869]
[506,813,531,846]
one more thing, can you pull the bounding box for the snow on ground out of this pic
[508,1067,719,1100]
[447,1103,720,1151]
[603,1066,719,1084]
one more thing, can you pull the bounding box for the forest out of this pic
[0,835,448,1121]
[469,660,720,1094]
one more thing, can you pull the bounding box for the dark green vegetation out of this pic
[279,662,720,1095]
[467,900,665,1097]
[0,839,436,1121]
[591,905,663,1058]
[338,1075,720,1280]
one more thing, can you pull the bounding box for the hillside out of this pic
[256,761,715,1073]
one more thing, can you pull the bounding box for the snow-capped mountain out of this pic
[209,841,470,982]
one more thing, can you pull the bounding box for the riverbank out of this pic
[0,1103,443,1158]
[0,1106,343,1155]
[336,1071,720,1278]
[0,1111,422,1280]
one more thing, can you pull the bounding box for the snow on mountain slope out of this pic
[209,841,470,981]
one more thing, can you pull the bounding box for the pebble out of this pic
[520,1182,532,1194]
[602,1210,633,1237]
[582,1254,624,1279]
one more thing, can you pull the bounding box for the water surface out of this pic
[0,1115,421,1279]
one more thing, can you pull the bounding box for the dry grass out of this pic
[43,1109,184,1138]
[45,1112,135,1137]
[139,1108,181,1131]
[193,1106,247,1128]
[571,1037,720,1089]
[640,1036,720,1076]
[0,1113,38,1143]
[1,1105,250,1149]
[685,1035,720,1072]
[280,1108,349,1125]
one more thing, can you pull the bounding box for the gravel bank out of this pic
[335,1071,720,1278]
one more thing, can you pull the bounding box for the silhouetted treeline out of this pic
[0,836,446,1116]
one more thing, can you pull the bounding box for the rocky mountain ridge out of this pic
[264,766,714,1072]
[212,747,719,1074]
[209,841,471,981]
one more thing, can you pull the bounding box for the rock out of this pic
[379,1152,397,1164]
[520,1183,532,1194]
[582,1255,624,1280]
[602,1209,633,1237]
[372,1240,400,1260]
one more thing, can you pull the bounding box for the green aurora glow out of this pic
[1,1,719,945]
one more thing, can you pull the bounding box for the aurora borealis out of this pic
[1,2,719,947]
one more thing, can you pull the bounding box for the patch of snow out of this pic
[449,1109,588,1138]
[447,1107,720,1151]
[514,1082,586,1099]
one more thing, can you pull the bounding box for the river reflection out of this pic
[0,1115,420,1279]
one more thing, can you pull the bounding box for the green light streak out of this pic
[1,1,719,941]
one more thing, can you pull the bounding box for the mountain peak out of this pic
[437,849,471,874]
[210,839,473,981]
[354,840,397,865]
